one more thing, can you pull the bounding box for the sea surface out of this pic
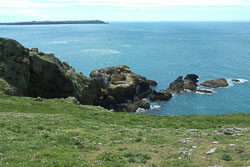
[1,22,250,116]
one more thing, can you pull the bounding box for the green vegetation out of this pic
[0,92,249,167]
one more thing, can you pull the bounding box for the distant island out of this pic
[0,20,107,25]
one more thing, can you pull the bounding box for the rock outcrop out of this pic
[200,78,229,88]
[0,37,101,104]
[162,74,199,93]
[90,65,157,112]
[0,37,156,112]
[0,37,30,95]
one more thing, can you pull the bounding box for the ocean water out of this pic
[0,22,250,116]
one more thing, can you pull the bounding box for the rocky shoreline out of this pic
[0,37,245,112]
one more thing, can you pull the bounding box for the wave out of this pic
[150,104,161,110]
[227,78,248,87]
[196,87,215,95]
[232,78,248,83]
[196,90,214,95]
[136,108,146,113]
[81,49,121,55]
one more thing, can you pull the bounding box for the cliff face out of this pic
[0,37,156,112]
[0,37,101,105]
[0,38,30,95]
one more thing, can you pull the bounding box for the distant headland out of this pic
[0,20,107,25]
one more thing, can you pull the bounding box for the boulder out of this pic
[200,78,229,88]
[149,90,172,101]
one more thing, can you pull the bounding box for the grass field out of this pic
[0,93,249,167]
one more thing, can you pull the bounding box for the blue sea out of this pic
[1,22,250,116]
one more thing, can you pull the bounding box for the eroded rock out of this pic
[149,90,172,101]
[200,78,229,88]
[161,74,199,93]
[90,65,156,111]
[196,89,213,94]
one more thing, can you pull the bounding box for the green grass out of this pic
[0,92,249,167]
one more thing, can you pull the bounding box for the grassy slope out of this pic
[0,93,249,167]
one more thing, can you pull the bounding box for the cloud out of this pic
[1,0,250,10]
[0,0,250,18]
[65,0,250,8]
[0,8,46,17]
[0,0,69,8]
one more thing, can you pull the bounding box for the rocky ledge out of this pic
[0,37,156,112]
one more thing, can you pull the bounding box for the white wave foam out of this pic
[227,79,234,87]
[46,41,68,44]
[136,108,146,113]
[81,49,121,55]
[196,91,214,95]
[227,78,248,87]
[183,89,192,93]
[196,87,214,95]
[232,78,248,83]
[150,105,161,110]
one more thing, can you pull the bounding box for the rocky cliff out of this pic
[0,37,156,112]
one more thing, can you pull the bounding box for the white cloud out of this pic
[0,8,46,17]
[1,0,250,9]
[0,0,69,8]
[66,0,250,7]
[0,0,250,17]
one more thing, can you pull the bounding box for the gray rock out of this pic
[200,78,229,88]
[149,90,172,101]
[64,96,80,105]
[35,97,43,102]
[162,74,199,93]
[90,65,156,112]
[183,74,199,91]
[214,128,248,136]
[232,79,240,82]
[206,148,217,154]
[168,76,184,93]
[196,89,213,94]
[115,99,150,112]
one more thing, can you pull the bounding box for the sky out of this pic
[0,0,250,22]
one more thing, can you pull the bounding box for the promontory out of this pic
[0,20,107,25]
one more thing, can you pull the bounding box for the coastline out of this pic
[0,20,107,25]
